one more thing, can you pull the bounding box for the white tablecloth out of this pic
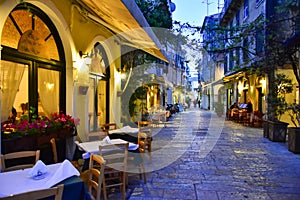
[0,159,79,197]
[76,139,138,155]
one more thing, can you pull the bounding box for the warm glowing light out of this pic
[260,78,266,94]
[120,73,127,80]
[45,82,54,90]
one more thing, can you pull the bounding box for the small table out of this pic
[76,138,142,169]
[0,160,90,200]
[76,139,138,155]
[108,126,139,144]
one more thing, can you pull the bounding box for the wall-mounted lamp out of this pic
[79,51,87,58]
[79,51,91,64]
[117,69,127,80]
[73,51,91,85]
[117,66,133,95]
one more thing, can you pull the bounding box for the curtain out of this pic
[38,68,59,117]
[0,60,25,122]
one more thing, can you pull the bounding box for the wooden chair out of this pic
[50,138,81,170]
[138,121,153,163]
[101,123,117,134]
[86,130,107,141]
[87,154,106,200]
[99,143,128,200]
[126,149,147,185]
[252,111,264,127]
[0,184,64,200]
[0,150,40,172]
[226,108,231,120]
[50,138,58,163]
[151,112,166,127]
[231,109,239,122]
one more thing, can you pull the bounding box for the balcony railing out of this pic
[220,0,240,25]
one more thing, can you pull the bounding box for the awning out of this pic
[76,0,169,63]
[223,70,245,82]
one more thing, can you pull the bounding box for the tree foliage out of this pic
[135,0,172,29]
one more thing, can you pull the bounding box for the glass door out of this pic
[98,80,106,126]
[88,75,107,132]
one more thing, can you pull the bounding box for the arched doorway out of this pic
[1,3,65,121]
[88,42,110,132]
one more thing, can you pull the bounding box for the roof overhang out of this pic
[77,0,169,63]
[223,70,246,82]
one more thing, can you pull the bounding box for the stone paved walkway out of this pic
[109,108,300,200]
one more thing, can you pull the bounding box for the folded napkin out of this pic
[44,159,80,188]
[102,136,112,144]
[82,152,91,159]
[28,160,48,178]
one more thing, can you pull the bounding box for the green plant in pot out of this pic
[214,101,224,117]
[285,102,300,153]
[267,73,293,142]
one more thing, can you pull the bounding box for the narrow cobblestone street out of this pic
[110,108,300,200]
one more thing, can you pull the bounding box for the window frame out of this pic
[1,3,66,119]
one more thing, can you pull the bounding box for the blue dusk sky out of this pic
[172,0,223,26]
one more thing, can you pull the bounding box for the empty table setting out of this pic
[108,125,139,143]
[0,159,91,200]
[75,136,139,158]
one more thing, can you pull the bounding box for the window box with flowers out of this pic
[1,111,80,163]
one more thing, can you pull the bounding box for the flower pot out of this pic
[288,127,300,153]
[263,120,269,138]
[268,120,289,142]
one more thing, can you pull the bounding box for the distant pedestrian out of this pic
[246,99,253,113]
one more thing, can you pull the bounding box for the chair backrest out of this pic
[50,138,58,163]
[137,121,153,149]
[101,123,117,134]
[99,143,128,200]
[88,154,106,200]
[98,143,128,171]
[85,130,107,141]
[138,121,152,133]
[0,150,40,172]
[0,184,64,200]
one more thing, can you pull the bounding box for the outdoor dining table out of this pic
[76,138,139,155]
[76,136,142,171]
[108,126,139,143]
[0,159,91,200]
